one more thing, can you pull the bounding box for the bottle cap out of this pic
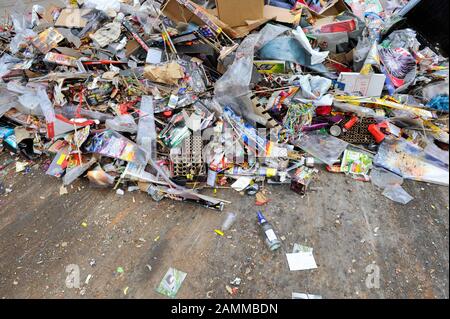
[257,211,267,224]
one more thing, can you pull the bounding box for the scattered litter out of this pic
[0,0,448,300]
[257,211,281,251]
[156,267,187,298]
[221,212,237,232]
[286,244,318,271]
[230,277,242,286]
[85,274,92,285]
[382,185,414,205]
[116,267,124,274]
[225,285,239,296]
[59,185,68,196]
[214,229,224,237]
[0,0,446,212]
[15,161,28,173]
[292,292,323,299]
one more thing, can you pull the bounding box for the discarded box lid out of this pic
[215,0,264,27]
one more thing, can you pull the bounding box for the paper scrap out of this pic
[156,267,187,298]
[16,161,28,172]
[231,176,253,192]
[146,48,163,64]
[287,245,317,271]
[292,292,323,299]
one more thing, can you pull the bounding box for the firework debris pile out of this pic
[0,0,448,208]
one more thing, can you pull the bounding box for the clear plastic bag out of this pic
[0,87,18,117]
[61,105,114,122]
[215,24,289,125]
[0,54,22,78]
[37,86,56,138]
[374,137,449,186]
[137,96,157,161]
[6,82,44,116]
[297,132,349,166]
[105,114,138,133]
[10,29,37,54]
[370,166,404,189]
[353,36,371,71]
[382,185,414,205]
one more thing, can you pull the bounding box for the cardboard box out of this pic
[163,0,271,39]
[215,0,264,27]
[299,0,349,18]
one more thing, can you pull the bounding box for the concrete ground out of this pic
[0,151,448,299]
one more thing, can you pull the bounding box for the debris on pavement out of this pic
[286,244,318,271]
[257,210,282,251]
[292,292,323,299]
[0,0,448,211]
[156,267,187,298]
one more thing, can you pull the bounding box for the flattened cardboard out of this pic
[215,0,264,27]
[55,8,92,28]
[263,5,300,24]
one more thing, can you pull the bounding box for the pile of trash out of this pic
[1,0,448,209]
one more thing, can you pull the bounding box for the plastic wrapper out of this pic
[370,166,404,189]
[422,81,449,102]
[0,54,23,78]
[63,158,97,186]
[382,29,420,51]
[84,130,148,165]
[37,87,56,139]
[10,29,37,55]
[0,87,18,117]
[374,137,449,186]
[382,185,414,205]
[360,42,380,75]
[353,36,371,71]
[137,96,157,161]
[379,47,416,89]
[105,114,138,133]
[61,105,114,122]
[255,24,291,50]
[259,36,332,77]
[297,132,349,166]
[425,141,449,166]
[214,34,260,120]
[333,102,383,119]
